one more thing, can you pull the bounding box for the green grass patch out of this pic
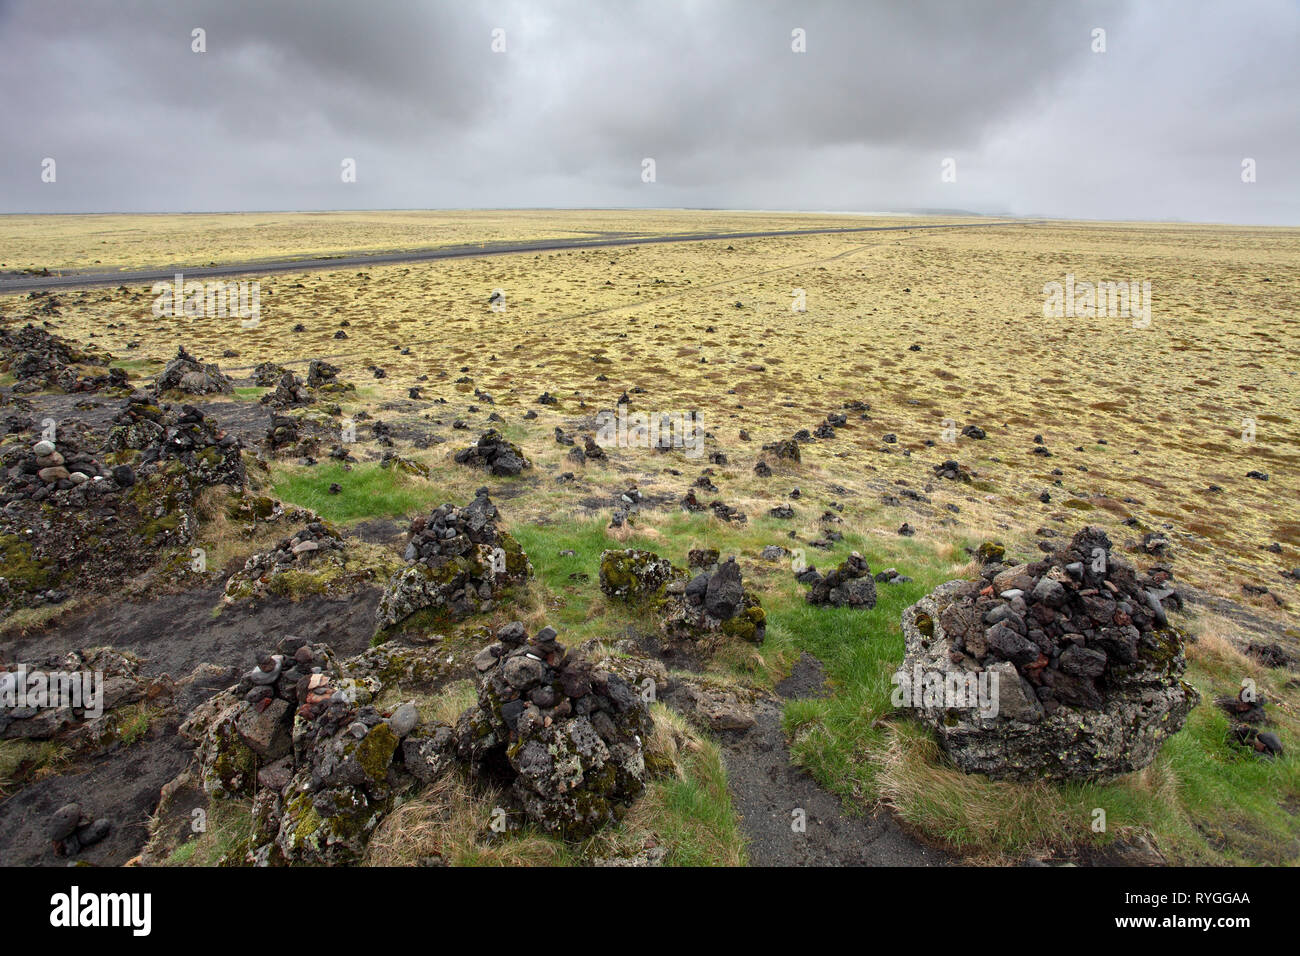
[271,461,441,523]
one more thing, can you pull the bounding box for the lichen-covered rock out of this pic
[453,429,530,476]
[660,556,767,645]
[155,345,233,395]
[179,636,442,865]
[598,548,685,600]
[0,322,126,394]
[375,491,531,633]
[796,552,877,609]
[897,527,1198,781]
[453,622,653,837]
[222,521,351,602]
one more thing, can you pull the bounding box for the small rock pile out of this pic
[47,803,112,858]
[661,554,767,644]
[453,429,530,476]
[1216,689,1284,758]
[899,526,1198,781]
[155,346,233,395]
[252,361,286,386]
[0,435,116,500]
[222,521,345,601]
[375,490,532,632]
[260,370,312,408]
[600,548,766,645]
[796,552,878,609]
[107,394,244,488]
[453,621,654,836]
[306,358,350,390]
[0,323,125,394]
[761,437,801,462]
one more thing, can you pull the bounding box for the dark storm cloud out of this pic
[0,0,1295,222]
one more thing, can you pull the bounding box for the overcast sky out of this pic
[0,0,1296,223]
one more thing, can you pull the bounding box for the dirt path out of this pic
[720,653,951,867]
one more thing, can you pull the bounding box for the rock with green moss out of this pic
[453,621,653,838]
[660,555,766,645]
[598,548,685,601]
[375,491,531,634]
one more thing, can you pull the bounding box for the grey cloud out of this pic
[0,0,1295,222]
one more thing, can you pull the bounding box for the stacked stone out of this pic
[260,369,312,408]
[107,393,243,483]
[796,552,878,609]
[453,429,530,476]
[0,323,124,393]
[0,436,116,501]
[155,345,233,395]
[761,437,802,462]
[662,554,767,644]
[899,526,1198,780]
[375,490,532,631]
[933,459,972,482]
[251,361,287,386]
[234,522,342,578]
[454,621,653,836]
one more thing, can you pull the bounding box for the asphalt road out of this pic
[0,218,1039,294]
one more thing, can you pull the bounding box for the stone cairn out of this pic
[796,551,878,609]
[899,526,1198,781]
[375,490,531,632]
[223,522,344,600]
[453,429,530,476]
[155,345,233,395]
[184,636,433,865]
[0,323,125,394]
[599,547,767,645]
[453,621,653,837]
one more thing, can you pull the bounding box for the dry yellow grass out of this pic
[3,210,1297,619]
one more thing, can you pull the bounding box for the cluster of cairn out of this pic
[900,526,1198,780]
[453,621,654,836]
[107,393,244,487]
[0,323,125,394]
[796,552,878,609]
[375,490,531,632]
[453,429,530,476]
[155,346,233,395]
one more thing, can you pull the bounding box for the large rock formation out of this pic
[898,527,1198,781]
